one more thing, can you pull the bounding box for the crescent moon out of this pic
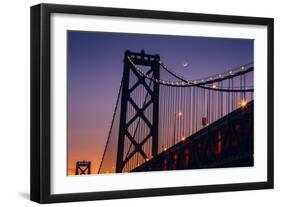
[182,61,189,68]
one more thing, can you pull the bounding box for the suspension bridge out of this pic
[95,50,254,174]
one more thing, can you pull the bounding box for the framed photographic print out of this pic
[30,3,274,203]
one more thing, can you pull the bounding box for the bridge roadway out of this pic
[132,101,254,172]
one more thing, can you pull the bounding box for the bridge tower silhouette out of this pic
[116,50,160,173]
[75,160,91,175]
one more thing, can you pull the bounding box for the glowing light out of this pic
[181,136,187,141]
[240,99,247,108]
[241,66,245,70]
[212,84,217,89]
[177,112,183,116]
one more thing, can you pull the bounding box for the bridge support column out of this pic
[116,50,160,173]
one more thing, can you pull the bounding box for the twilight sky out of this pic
[67,31,253,175]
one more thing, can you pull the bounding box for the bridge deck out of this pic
[132,101,254,172]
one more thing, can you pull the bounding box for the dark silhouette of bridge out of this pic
[98,50,254,174]
[132,101,253,172]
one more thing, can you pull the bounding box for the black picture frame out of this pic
[30,3,274,204]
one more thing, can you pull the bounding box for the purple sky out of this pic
[67,31,253,174]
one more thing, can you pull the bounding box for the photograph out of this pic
[29,3,274,203]
[67,31,254,175]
